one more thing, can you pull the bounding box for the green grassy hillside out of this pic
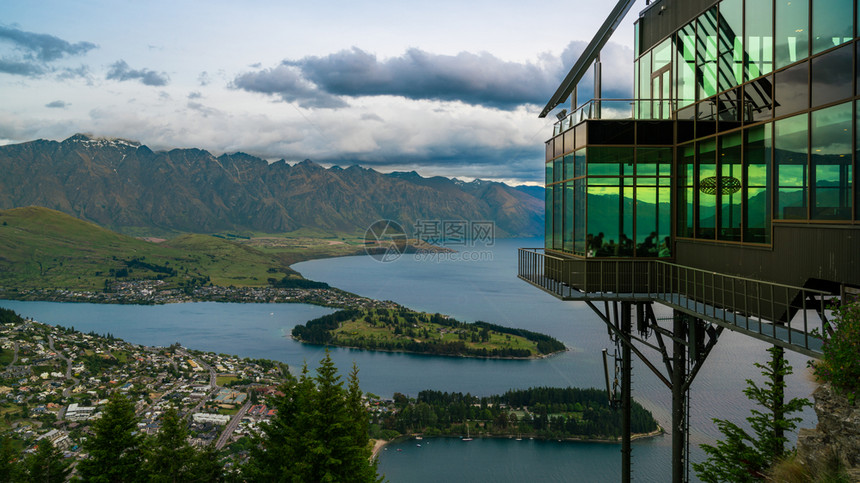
[0,206,296,290]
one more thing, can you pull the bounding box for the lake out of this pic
[0,238,818,482]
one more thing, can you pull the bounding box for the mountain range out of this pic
[0,134,543,237]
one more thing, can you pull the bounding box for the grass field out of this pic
[324,308,554,358]
[0,207,301,290]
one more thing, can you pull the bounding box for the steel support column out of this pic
[621,301,632,483]
[672,311,687,483]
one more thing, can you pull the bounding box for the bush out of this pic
[813,301,860,403]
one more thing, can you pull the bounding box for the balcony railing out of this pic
[552,98,676,135]
[518,248,831,356]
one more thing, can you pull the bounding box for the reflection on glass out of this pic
[574,148,586,179]
[745,0,773,80]
[564,182,574,251]
[775,114,809,220]
[677,24,697,108]
[678,143,696,238]
[546,161,553,186]
[639,51,652,119]
[587,178,620,257]
[812,0,853,54]
[718,0,744,91]
[811,44,854,107]
[697,8,719,100]
[775,0,809,69]
[574,179,586,255]
[553,181,562,248]
[774,61,809,118]
[744,125,772,243]
[637,147,672,176]
[719,131,743,241]
[697,139,717,238]
[545,184,552,249]
[554,157,563,183]
[744,75,774,122]
[587,147,634,177]
[636,184,659,257]
[811,102,853,220]
[563,154,574,181]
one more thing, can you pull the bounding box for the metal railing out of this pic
[552,98,677,135]
[518,248,831,356]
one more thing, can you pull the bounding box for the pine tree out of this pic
[143,406,197,482]
[23,437,70,483]
[693,346,810,482]
[78,392,144,482]
[243,351,381,482]
[0,437,21,482]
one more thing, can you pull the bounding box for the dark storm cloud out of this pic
[0,26,96,78]
[232,64,347,108]
[106,60,169,86]
[234,42,632,110]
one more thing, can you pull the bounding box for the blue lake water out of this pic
[0,237,818,482]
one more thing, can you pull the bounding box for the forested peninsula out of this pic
[291,307,566,359]
[371,387,660,442]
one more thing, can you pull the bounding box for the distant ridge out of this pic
[0,134,543,237]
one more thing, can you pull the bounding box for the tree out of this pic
[243,351,381,482]
[0,437,21,482]
[143,406,199,482]
[813,299,860,403]
[78,392,144,482]
[693,346,810,482]
[23,437,70,483]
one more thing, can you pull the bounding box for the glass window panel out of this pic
[546,161,553,186]
[677,24,697,108]
[554,156,563,183]
[744,124,773,243]
[639,51,652,119]
[717,88,742,131]
[637,147,672,177]
[811,102,853,219]
[563,154,574,181]
[587,178,620,257]
[636,186,659,257]
[697,8,719,100]
[657,187,672,257]
[574,179,586,255]
[775,0,809,69]
[774,61,809,118]
[744,75,775,122]
[653,38,673,71]
[745,0,774,80]
[545,184,553,248]
[811,43,854,108]
[587,147,634,176]
[812,0,853,54]
[718,0,744,91]
[574,148,586,178]
[678,143,696,238]
[719,131,743,241]
[697,138,717,238]
[564,181,574,251]
[775,114,809,219]
[553,181,562,249]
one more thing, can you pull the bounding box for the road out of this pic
[10,341,18,365]
[177,349,220,419]
[48,335,79,398]
[215,400,252,450]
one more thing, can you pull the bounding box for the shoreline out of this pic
[292,337,568,361]
[371,427,664,458]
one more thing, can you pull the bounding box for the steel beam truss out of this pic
[587,300,724,483]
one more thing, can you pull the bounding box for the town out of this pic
[0,308,393,473]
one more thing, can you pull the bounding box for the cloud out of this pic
[234,42,632,111]
[0,26,96,78]
[45,100,68,109]
[232,64,347,108]
[198,71,211,86]
[106,60,169,86]
[188,91,203,99]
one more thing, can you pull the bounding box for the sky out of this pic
[0,0,641,184]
